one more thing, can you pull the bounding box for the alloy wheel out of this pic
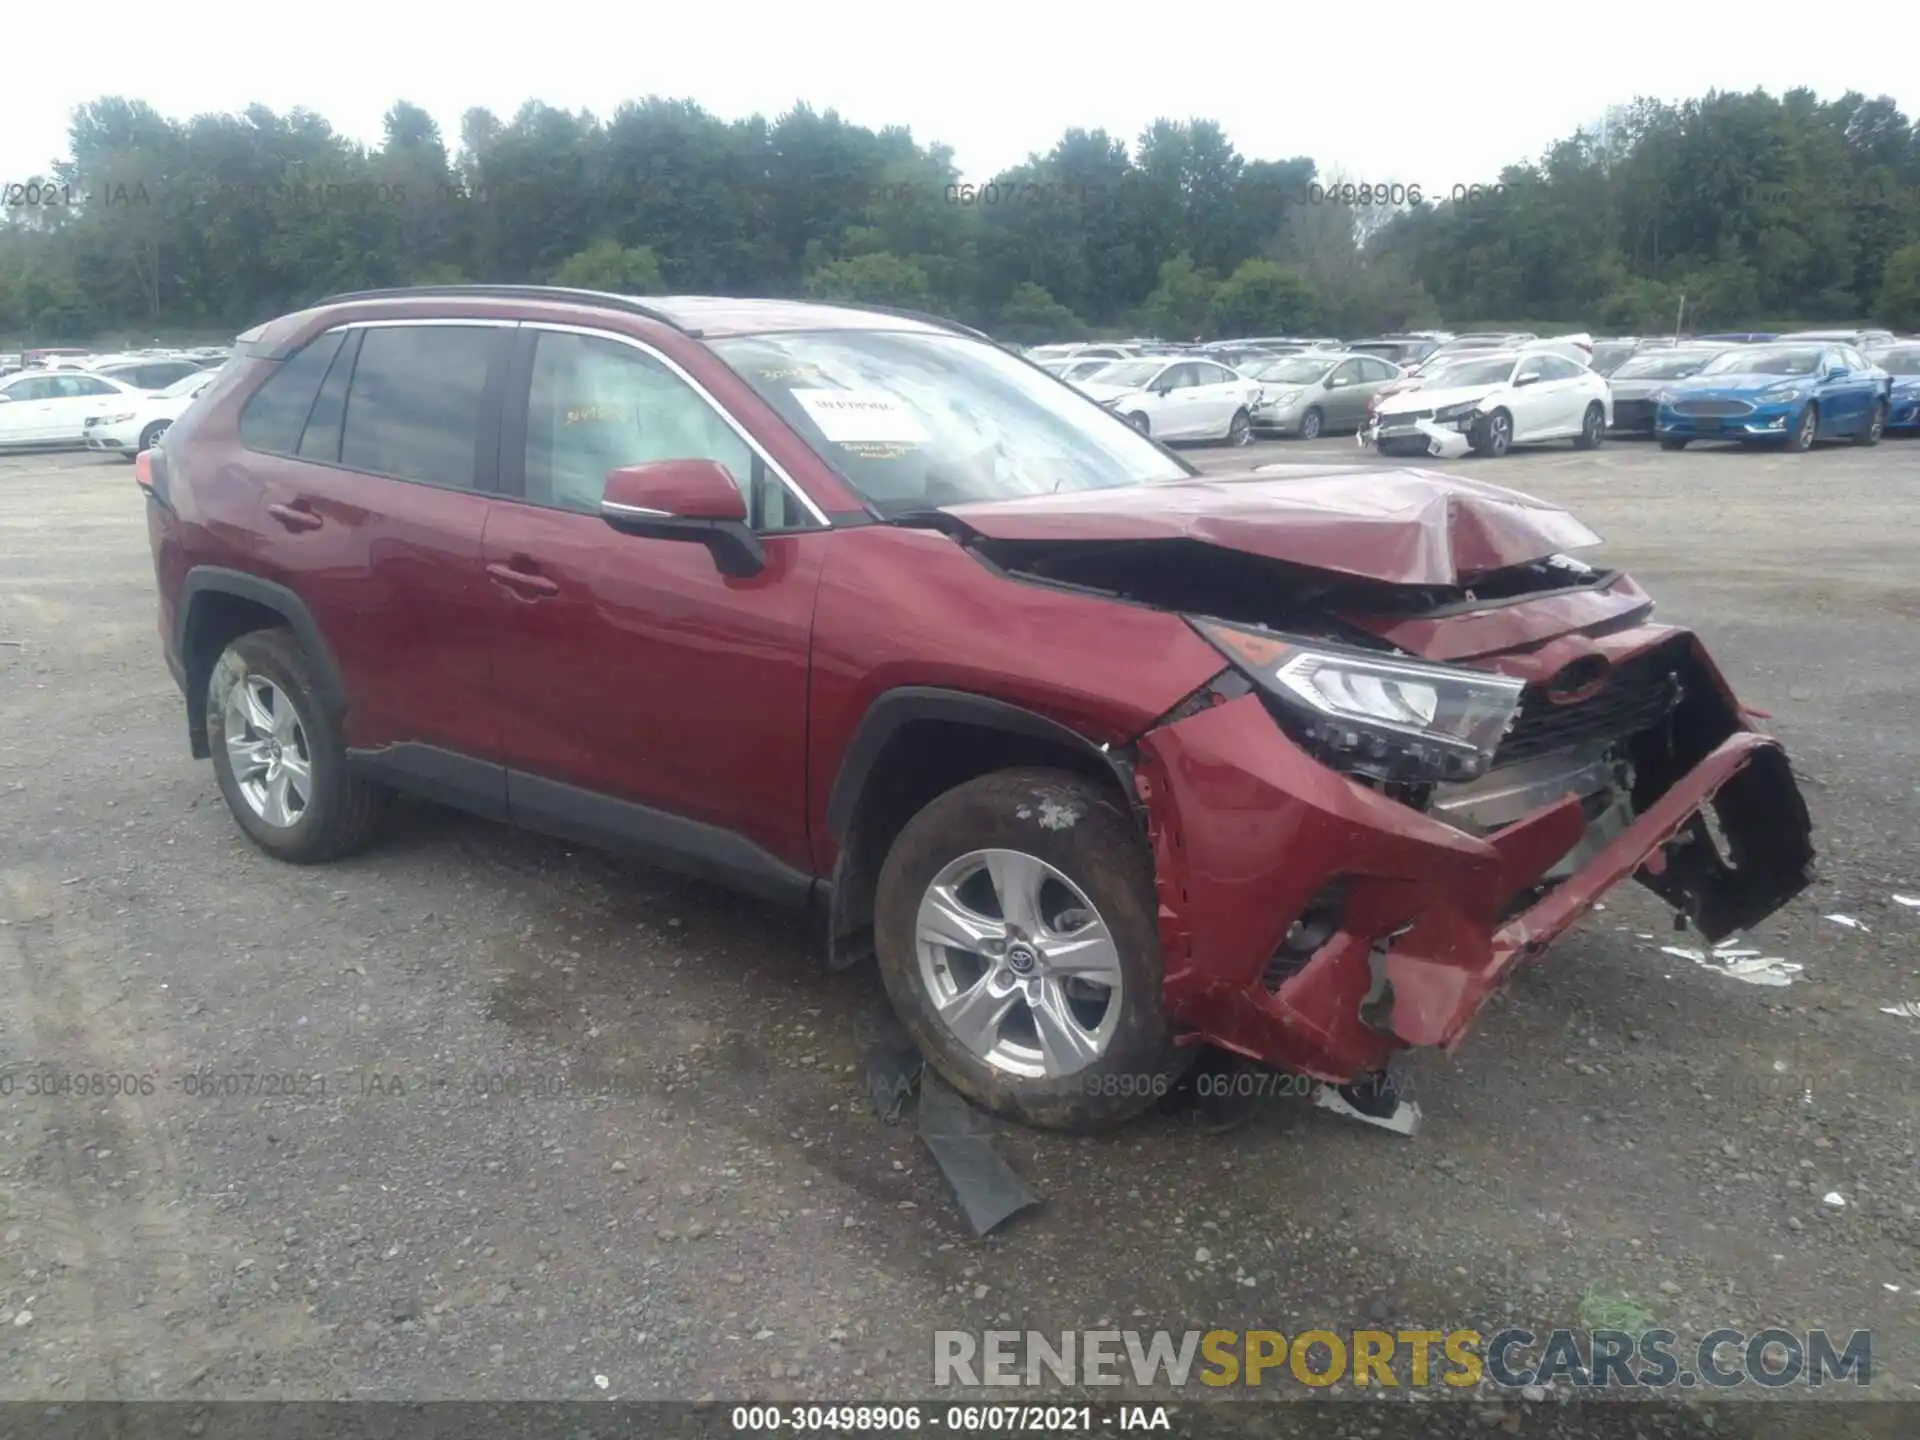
[1228,411,1251,446]
[223,672,314,828]
[1300,409,1322,440]
[914,847,1123,1079]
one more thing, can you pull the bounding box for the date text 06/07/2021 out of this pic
[728,1404,1172,1432]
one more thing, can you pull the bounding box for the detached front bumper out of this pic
[1131,630,1815,1082]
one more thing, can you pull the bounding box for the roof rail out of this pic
[310,285,692,333]
[803,300,991,342]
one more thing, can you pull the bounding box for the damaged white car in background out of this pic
[1362,348,1612,459]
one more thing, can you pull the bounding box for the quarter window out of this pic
[240,330,347,455]
[339,325,501,491]
[523,331,807,529]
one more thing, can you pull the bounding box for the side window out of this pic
[73,376,119,397]
[1360,358,1397,381]
[297,330,360,463]
[1841,347,1867,370]
[339,325,501,490]
[1534,356,1578,381]
[5,377,52,401]
[240,330,347,455]
[523,330,803,530]
[1330,359,1365,387]
[1160,364,1197,390]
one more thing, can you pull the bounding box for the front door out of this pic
[479,325,827,876]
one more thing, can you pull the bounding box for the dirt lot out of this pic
[1,433,1917,1433]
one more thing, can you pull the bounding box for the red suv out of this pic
[142,286,1815,1131]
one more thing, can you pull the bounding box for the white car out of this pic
[1364,349,1612,458]
[1075,357,1263,444]
[82,368,219,459]
[0,369,146,449]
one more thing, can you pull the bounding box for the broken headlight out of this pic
[1190,618,1527,783]
[1432,400,1480,424]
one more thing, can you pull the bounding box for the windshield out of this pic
[1613,353,1717,380]
[1422,356,1516,389]
[1589,343,1637,375]
[1245,357,1335,384]
[714,330,1190,514]
[1701,347,1824,376]
[1875,347,1920,375]
[1082,359,1167,388]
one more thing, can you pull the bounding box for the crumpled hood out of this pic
[939,465,1603,586]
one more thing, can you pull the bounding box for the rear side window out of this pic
[240,331,347,455]
[339,325,500,490]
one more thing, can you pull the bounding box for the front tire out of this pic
[138,420,171,452]
[1471,408,1513,457]
[1787,404,1817,452]
[1573,402,1605,450]
[1126,410,1150,435]
[873,768,1187,1132]
[1855,400,1886,447]
[207,628,378,863]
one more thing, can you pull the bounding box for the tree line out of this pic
[3,87,1918,346]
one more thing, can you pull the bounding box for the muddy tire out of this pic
[207,628,378,863]
[873,768,1188,1132]
[1573,402,1605,450]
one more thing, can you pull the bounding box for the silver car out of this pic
[1243,353,1404,439]
[1606,348,1731,435]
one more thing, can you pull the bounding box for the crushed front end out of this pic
[1130,617,1816,1082]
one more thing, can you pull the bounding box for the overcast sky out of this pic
[7,5,1917,191]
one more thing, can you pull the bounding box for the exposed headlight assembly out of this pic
[1431,400,1480,424]
[1190,619,1526,783]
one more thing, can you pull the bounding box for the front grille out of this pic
[1495,645,1683,766]
[1611,399,1655,429]
[1378,409,1432,427]
[1674,399,1754,418]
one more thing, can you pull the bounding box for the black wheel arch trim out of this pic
[824,686,1135,844]
[177,567,348,756]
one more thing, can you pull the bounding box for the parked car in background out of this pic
[1775,328,1896,349]
[143,284,1814,1133]
[0,369,145,448]
[1872,344,1920,433]
[1076,356,1263,443]
[1347,335,1443,367]
[93,357,207,392]
[1588,338,1650,376]
[1656,344,1890,451]
[1693,333,1778,344]
[1243,352,1403,438]
[1606,348,1730,435]
[1366,349,1611,458]
[83,369,220,459]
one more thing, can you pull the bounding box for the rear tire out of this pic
[1573,402,1605,450]
[1225,409,1251,446]
[207,628,378,864]
[873,768,1188,1132]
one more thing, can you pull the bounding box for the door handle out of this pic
[267,501,323,532]
[486,561,559,597]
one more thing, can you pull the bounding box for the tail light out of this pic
[134,450,154,492]
[135,446,174,512]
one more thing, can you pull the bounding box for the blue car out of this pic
[1655,343,1893,451]
[1871,344,1920,433]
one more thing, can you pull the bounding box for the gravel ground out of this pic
[1,434,1916,1436]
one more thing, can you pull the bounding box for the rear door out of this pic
[1191,360,1250,436]
[1322,359,1369,429]
[239,320,509,774]
[479,323,827,876]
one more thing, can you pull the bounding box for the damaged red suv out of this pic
[143,287,1815,1130]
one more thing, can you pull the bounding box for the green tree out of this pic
[803,252,934,308]
[551,239,664,291]
[996,283,1087,343]
[1141,253,1216,338]
[1879,243,1920,330]
[1209,259,1318,336]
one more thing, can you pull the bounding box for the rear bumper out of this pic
[1132,632,1815,1081]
